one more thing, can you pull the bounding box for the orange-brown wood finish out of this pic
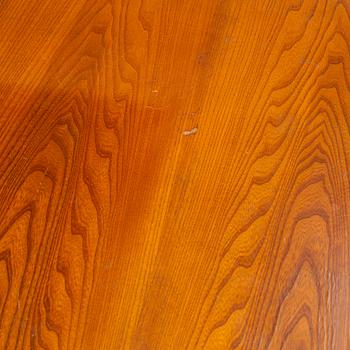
[0,0,349,349]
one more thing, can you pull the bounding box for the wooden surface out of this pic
[0,0,349,349]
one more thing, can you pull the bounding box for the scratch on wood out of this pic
[183,127,198,136]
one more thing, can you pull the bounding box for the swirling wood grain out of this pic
[0,0,349,349]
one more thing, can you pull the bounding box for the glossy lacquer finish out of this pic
[0,0,349,349]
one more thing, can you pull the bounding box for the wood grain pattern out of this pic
[0,0,349,348]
